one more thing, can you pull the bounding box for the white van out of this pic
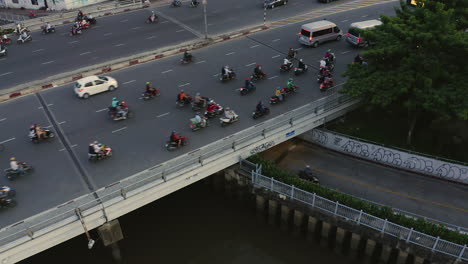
[297,20,342,47]
[345,19,382,47]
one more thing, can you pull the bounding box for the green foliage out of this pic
[342,0,468,121]
[248,155,468,245]
[0,28,15,35]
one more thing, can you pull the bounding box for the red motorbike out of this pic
[166,136,188,151]
[69,27,82,36]
[0,37,12,45]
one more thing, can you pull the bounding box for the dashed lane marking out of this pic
[68,41,79,44]
[271,55,280,58]
[161,21,169,24]
[103,32,112,36]
[114,43,125,47]
[120,19,129,22]
[245,62,256,67]
[58,121,66,125]
[0,118,6,122]
[178,83,190,87]
[361,14,369,17]
[123,80,136,85]
[225,52,235,56]
[268,76,278,80]
[341,51,351,54]
[80,51,91,56]
[131,26,142,30]
[112,127,127,133]
[0,138,15,144]
[157,112,170,118]
[0,72,13,77]
[95,108,108,112]
[162,69,173,74]
[70,144,77,148]
[195,60,206,64]
[32,49,44,52]
[272,38,280,42]
[42,61,54,65]
[250,45,260,48]
[146,36,157,39]
[175,29,185,32]
[213,73,220,77]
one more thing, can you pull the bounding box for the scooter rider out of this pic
[191,0,199,6]
[274,87,283,101]
[283,57,292,69]
[117,101,129,118]
[111,97,119,111]
[9,157,24,175]
[194,112,207,127]
[146,81,158,96]
[150,11,157,22]
[256,101,265,113]
[224,107,236,121]
[286,78,296,93]
[244,77,255,91]
[92,141,103,156]
[183,50,192,61]
[194,92,206,107]
[254,64,266,78]
[20,31,29,41]
[298,59,306,70]
[223,65,232,78]
[170,130,182,147]
[287,47,297,59]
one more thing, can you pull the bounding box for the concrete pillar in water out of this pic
[365,238,376,257]
[413,256,425,264]
[97,219,124,263]
[333,226,346,254]
[280,204,291,230]
[268,199,278,225]
[306,216,318,241]
[320,221,331,247]
[380,244,392,263]
[256,195,266,212]
[350,233,361,251]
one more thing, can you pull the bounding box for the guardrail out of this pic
[0,91,358,261]
[0,13,27,23]
[249,168,468,261]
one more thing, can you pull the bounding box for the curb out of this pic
[0,24,269,103]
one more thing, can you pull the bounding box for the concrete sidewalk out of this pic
[260,140,468,229]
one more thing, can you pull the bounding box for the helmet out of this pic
[146,81,150,85]
[299,59,303,62]
[226,107,230,110]
[112,97,117,100]
[276,86,280,90]
[172,130,176,133]
[94,141,98,144]
[327,49,331,52]
[256,64,260,67]
[98,143,102,147]
[10,157,15,161]
[180,89,184,93]
[121,101,126,104]
[89,142,94,146]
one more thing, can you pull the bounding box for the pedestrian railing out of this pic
[249,168,468,261]
[0,13,27,23]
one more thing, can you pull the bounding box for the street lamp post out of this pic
[263,0,267,26]
[203,0,208,39]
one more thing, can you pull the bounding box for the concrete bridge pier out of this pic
[97,219,124,263]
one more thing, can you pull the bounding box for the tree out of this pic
[341,0,468,145]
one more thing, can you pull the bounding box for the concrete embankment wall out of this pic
[206,166,466,264]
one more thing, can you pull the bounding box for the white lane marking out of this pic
[48,104,53,106]
[42,61,54,65]
[68,40,79,44]
[58,148,66,152]
[38,106,43,109]
[225,52,235,55]
[0,72,13,77]
[0,137,15,144]
[161,21,169,24]
[245,62,256,67]
[70,144,77,148]
[207,23,214,26]
[157,112,170,118]
[123,80,136,85]
[96,108,108,112]
[112,127,127,134]
[0,118,6,122]
[0,58,6,61]
[114,43,125,47]
[250,44,260,48]
[361,15,368,17]
[271,55,280,58]
[80,51,91,56]
[43,125,53,128]
[58,121,66,125]
[268,76,278,80]
[341,51,351,54]
[296,47,303,50]
[104,33,112,36]
[32,49,44,53]
[162,69,173,74]
[93,25,101,29]
[213,73,220,77]
[272,38,280,42]
[195,60,206,64]
[131,26,142,30]
[146,36,157,39]
[120,19,128,22]
[341,20,348,22]
[175,29,185,32]
[178,83,190,87]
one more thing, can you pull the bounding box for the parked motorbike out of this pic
[189,118,209,131]
[252,107,270,119]
[108,107,133,121]
[294,65,308,76]
[239,84,256,95]
[279,63,292,72]
[88,146,113,162]
[220,71,236,82]
[5,162,33,180]
[41,26,56,35]
[0,186,16,197]
[220,114,239,127]
[29,129,55,143]
[0,45,6,57]
[166,137,188,151]
[141,89,161,100]
[17,34,32,44]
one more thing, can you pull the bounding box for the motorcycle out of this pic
[108,107,133,121]
[69,27,82,36]
[252,107,270,119]
[189,118,209,131]
[269,94,286,104]
[319,78,334,92]
[0,45,6,57]
[279,63,293,72]
[41,26,56,35]
[324,57,335,71]
[220,113,239,127]
[298,167,320,184]
[0,36,12,45]
[0,197,16,209]
[80,21,91,29]
[17,34,32,44]
[204,104,224,119]
[0,186,16,197]
[146,15,159,24]
[176,96,193,107]
[190,1,199,7]
[180,55,193,64]
[282,85,298,96]
[294,65,308,76]
[88,146,113,162]
[29,129,55,143]
[141,89,161,100]
[239,84,256,95]
[219,71,236,82]
[191,97,210,111]
[166,136,188,151]
[171,0,182,7]
[14,27,28,35]
[251,73,267,81]
[287,49,298,60]
[4,162,33,180]
[85,16,97,25]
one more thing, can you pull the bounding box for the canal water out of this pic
[22,177,352,264]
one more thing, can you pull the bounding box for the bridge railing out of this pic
[250,170,468,261]
[0,91,358,256]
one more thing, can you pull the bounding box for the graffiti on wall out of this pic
[250,141,275,155]
[307,129,468,184]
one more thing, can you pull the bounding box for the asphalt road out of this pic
[0,2,398,229]
[260,141,468,228]
[0,0,382,89]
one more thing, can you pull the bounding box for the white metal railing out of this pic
[250,170,468,261]
[0,91,358,255]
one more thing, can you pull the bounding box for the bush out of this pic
[248,155,468,245]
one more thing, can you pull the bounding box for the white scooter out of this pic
[220,111,239,127]
[17,34,32,44]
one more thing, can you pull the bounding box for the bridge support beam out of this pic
[97,219,124,262]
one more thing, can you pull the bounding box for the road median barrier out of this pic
[0,24,269,103]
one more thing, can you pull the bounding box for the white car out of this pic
[74,75,118,99]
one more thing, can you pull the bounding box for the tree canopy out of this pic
[341,0,468,124]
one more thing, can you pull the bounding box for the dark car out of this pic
[318,0,338,3]
[265,0,288,9]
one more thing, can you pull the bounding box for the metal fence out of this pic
[0,91,359,256]
[250,169,468,261]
